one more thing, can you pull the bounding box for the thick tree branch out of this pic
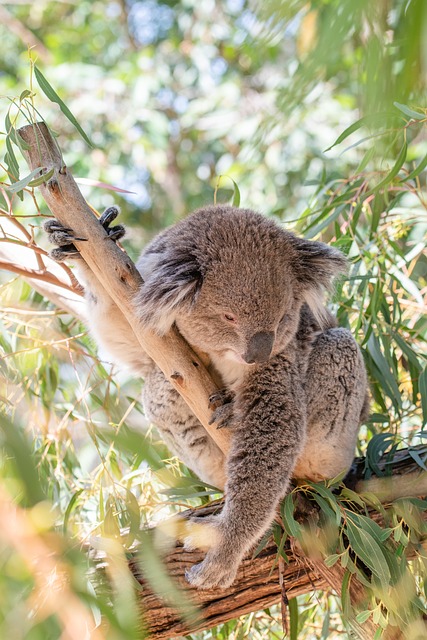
[18,122,231,455]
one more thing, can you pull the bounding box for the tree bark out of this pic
[18,122,231,456]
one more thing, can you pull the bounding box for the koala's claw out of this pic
[99,205,119,227]
[43,219,86,261]
[185,555,238,590]
[208,388,235,428]
[50,246,82,262]
[209,389,233,406]
[104,224,126,242]
[99,206,126,242]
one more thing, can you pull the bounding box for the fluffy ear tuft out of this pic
[290,236,347,324]
[135,242,203,335]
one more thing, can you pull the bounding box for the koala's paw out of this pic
[43,206,125,262]
[43,219,86,261]
[208,388,235,429]
[185,552,238,590]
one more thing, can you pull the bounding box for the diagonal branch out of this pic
[18,122,231,456]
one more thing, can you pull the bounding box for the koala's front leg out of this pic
[44,208,151,375]
[185,353,306,589]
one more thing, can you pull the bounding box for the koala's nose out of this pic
[244,331,275,364]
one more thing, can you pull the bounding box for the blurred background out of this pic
[0,1,426,638]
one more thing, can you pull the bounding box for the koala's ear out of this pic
[290,235,347,322]
[135,243,203,334]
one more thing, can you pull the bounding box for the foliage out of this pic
[0,1,426,638]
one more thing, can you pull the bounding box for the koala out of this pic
[44,204,369,590]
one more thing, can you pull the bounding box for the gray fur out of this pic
[45,205,368,590]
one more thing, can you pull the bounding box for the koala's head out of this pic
[136,206,346,365]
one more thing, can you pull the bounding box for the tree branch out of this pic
[18,122,231,456]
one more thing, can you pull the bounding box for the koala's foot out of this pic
[184,514,239,589]
[44,206,125,261]
[185,555,239,590]
[208,388,235,429]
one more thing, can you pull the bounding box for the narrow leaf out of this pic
[281,494,302,538]
[63,489,84,534]
[34,66,94,147]
[288,597,299,640]
[420,367,427,427]
[393,102,425,121]
[324,113,395,152]
[345,519,391,588]
[4,166,49,193]
[402,151,427,182]
[231,178,241,207]
[370,141,407,194]
[19,89,32,102]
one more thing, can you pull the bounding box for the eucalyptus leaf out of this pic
[34,66,94,147]
[393,102,425,121]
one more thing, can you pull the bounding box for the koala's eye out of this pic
[224,312,237,323]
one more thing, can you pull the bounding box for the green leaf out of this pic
[288,597,299,640]
[104,503,121,539]
[420,367,427,427]
[356,145,375,173]
[346,511,393,546]
[5,111,31,151]
[345,519,391,588]
[281,494,303,539]
[324,113,395,152]
[125,490,141,540]
[63,489,84,534]
[393,102,425,121]
[5,135,20,180]
[339,488,366,508]
[369,141,407,195]
[391,332,422,372]
[356,610,372,624]
[324,553,340,567]
[34,66,94,147]
[19,89,32,102]
[341,569,352,622]
[231,178,241,207]
[0,416,46,506]
[366,335,402,411]
[402,150,427,182]
[310,483,342,525]
[320,609,330,640]
[365,432,396,477]
[407,447,427,471]
[4,167,54,193]
[29,167,55,187]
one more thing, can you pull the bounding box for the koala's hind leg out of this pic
[142,366,227,489]
[293,328,368,481]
